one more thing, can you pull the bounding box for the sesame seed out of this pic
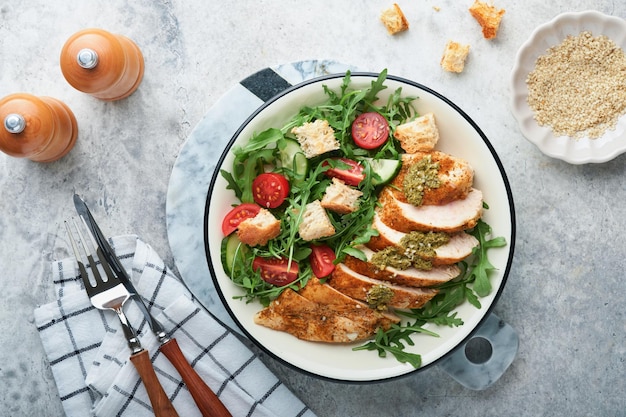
[526,31,626,139]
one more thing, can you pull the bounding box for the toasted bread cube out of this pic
[321,178,363,214]
[440,41,470,73]
[291,119,340,159]
[237,208,280,246]
[299,200,335,241]
[393,112,439,153]
[380,3,409,35]
[469,0,505,40]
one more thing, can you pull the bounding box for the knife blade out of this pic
[73,193,232,417]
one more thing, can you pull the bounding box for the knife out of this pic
[73,194,232,417]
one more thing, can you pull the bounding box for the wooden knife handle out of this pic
[130,349,180,417]
[160,338,232,417]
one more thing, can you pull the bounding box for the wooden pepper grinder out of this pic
[60,28,144,101]
[0,93,78,162]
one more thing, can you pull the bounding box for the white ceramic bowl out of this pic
[205,73,515,382]
[510,10,626,164]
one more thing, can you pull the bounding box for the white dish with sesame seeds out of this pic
[510,10,626,164]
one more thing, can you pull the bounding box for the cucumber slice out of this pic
[277,138,309,181]
[221,234,250,277]
[365,158,402,186]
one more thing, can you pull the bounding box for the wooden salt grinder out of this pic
[60,28,144,101]
[0,93,78,162]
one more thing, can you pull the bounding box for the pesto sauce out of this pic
[400,231,450,259]
[410,257,434,271]
[402,155,440,206]
[366,284,394,311]
[371,247,412,270]
[370,231,450,271]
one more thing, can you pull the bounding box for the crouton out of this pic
[321,178,363,214]
[393,112,439,153]
[469,0,505,40]
[380,3,409,35]
[236,208,280,246]
[298,200,335,241]
[440,41,470,73]
[291,119,340,158]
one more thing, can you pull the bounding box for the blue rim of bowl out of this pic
[203,71,516,383]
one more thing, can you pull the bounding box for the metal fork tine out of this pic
[78,214,118,282]
[64,220,92,294]
[72,218,110,289]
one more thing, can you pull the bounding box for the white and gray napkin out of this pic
[34,235,316,417]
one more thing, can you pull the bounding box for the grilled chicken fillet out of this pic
[387,151,474,206]
[367,212,479,265]
[378,187,483,233]
[343,247,461,287]
[329,264,438,309]
[254,277,399,343]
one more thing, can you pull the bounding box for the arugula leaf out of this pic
[353,323,439,368]
[220,169,242,200]
[236,128,284,153]
[361,69,388,110]
[467,218,507,297]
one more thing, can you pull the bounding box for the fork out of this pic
[73,194,232,417]
[65,219,179,417]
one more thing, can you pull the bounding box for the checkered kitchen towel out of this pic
[34,235,316,417]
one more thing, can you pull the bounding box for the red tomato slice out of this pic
[323,158,364,186]
[252,172,290,208]
[309,244,336,278]
[252,256,299,286]
[351,112,390,149]
[221,203,261,236]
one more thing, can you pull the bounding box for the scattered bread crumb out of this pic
[469,0,505,40]
[380,3,409,35]
[440,41,470,73]
[433,6,441,12]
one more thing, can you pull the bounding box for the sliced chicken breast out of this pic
[254,278,399,343]
[378,187,483,233]
[343,246,461,287]
[367,212,479,265]
[329,264,438,309]
[387,151,474,206]
[298,276,400,321]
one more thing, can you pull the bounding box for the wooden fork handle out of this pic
[160,338,232,417]
[130,349,180,417]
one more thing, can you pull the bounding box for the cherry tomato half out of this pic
[252,172,290,208]
[351,112,390,149]
[222,203,261,236]
[309,244,336,278]
[252,256,299,286]
[323,158,365,186]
